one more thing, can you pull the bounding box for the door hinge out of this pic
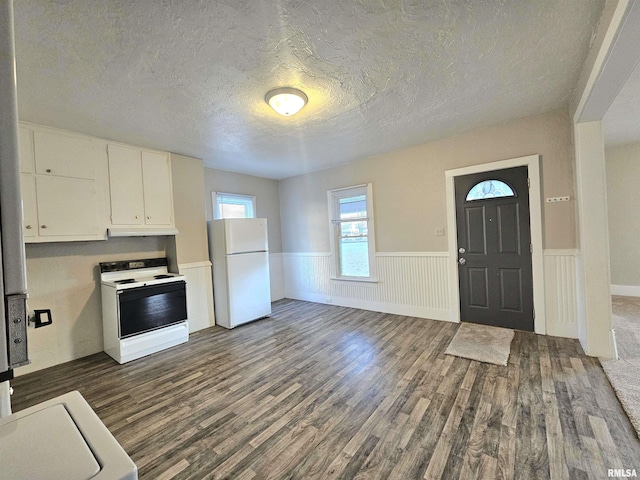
[533,307,535,319]
[527,177,530,188]
[530,243,533,254]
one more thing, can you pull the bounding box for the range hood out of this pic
[107,227,179,237]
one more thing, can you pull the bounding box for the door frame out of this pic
[445,154,546,334]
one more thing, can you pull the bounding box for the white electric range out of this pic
[100,258,188,364]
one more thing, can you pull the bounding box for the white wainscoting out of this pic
[270,253,285,302]
[543,250,578,338]
[283,252,452,321]
[283,250,580,339]
[178,261,215,333]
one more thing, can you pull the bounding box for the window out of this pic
[465,180,515,201]
[213,192,256,219]
[328,184,376,281]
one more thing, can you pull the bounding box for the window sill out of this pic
[330,276,379,284]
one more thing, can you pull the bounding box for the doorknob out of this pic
[458,258,466,265]
[459,247,466,254]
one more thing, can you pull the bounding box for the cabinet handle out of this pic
[135,215,140,219]
[147,216,151,220]
[41,225,47,229]
[25,225,32,229]
[46,169,51,173]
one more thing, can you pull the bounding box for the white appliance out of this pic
[0,391,137,480]
[0,2,136,477]
[100,257,188,364]
[208,218,271,328]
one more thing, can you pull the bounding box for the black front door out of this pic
[454,166,534,332]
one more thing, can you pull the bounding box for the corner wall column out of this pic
[573,120,616,359]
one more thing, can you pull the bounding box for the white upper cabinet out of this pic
[141,150,173,226]
[17,123,175,242]
[107,144,145,225]
[33,131,100,179]
[35,176,98,237]
[107,144,175,230]
[20,174,37,237]
[19,127,34,174]
[19,124,108,243]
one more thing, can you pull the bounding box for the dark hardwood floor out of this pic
[11,299,640,479]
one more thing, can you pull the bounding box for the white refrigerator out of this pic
[208,218,271,329]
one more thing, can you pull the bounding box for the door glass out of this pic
[466,180,515,201]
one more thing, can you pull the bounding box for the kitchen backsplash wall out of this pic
[19,236,167,375]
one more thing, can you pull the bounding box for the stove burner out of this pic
[115,279,136,284]
[154,274,173,279]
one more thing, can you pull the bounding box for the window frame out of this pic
[327,183,377,282]
[213,192,256,219]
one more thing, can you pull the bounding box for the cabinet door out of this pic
[19,127,34,174]
[34,131,101,179]
[20,174,37,237]
[107,144,144,225]
[141,151,172,226]
[36,176,98,236]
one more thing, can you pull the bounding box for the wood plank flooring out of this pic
[11,299,640,479]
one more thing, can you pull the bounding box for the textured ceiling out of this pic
[14,0,606,179]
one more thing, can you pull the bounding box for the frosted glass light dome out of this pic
[265,88,308,116]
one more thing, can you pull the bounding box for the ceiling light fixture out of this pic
[265,87,308,116]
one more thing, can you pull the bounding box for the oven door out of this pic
[117,281,187,338]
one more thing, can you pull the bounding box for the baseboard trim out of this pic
[546,321,578,339]
[285,290,454,323]
[611,284,640,297]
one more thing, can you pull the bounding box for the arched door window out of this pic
[465,179,515,201]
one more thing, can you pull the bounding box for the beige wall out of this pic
[606,142,640,286]
[280,109,576,253]
[168,153,210,266]
[204,168,282,253]
[20,237,167,375]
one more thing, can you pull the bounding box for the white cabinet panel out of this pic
[141,151,172,226]
[36,176,98,237]
[19,127,34,174]
[107,144,175,231]
[20,125,107,243]
[20,174,37,237]
[34,131,102,179]
[107,144,144,225]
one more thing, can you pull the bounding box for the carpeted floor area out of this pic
[601,296,640,437]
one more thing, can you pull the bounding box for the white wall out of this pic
[606,142,640,294]
[280,109,579,336]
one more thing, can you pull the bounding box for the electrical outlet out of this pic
[545,196,570,203]
[435,227,445,236]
